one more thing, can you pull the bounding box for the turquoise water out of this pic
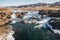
[11,22,60,40]
[10,10,60,40]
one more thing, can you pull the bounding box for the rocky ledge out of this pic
[0,25,15,40]
[0,8,13,25]
[0,8,15,40]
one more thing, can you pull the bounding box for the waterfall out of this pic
[11,12,17,24]
[11,10,60,34]
[23,11,40,19]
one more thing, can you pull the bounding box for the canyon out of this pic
[0,2,60,40]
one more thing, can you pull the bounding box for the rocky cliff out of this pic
[0,25,15,40]
[0,8,15,40]
[0,8,13,25]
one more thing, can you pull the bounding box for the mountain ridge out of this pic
[5,1,60,8]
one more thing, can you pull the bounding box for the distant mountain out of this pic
[54,1,60,6]
[6,6,18,8]
[5,3,49,8]
[18,2,60,8]
[18,3,48,8]
[50,1,60,6]
[5,1,60,8]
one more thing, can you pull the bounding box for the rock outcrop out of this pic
[38,10,60,17]
[16,12,27,18]
[0,8,15,40]
[0,8,13,25]
[0,25,15,40]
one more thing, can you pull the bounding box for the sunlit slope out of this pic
[10,6,60,10]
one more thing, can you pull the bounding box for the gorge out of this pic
[0,8,60,40]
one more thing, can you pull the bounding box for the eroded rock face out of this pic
[0,8,12,13]
[0,8,28,40]
[16,12,27,18]
[38,10,60,17]
[0,8,28,25]
[0,25,15,40]
[0,12,12,25]
[0,8,13,26]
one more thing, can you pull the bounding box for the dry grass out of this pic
[11,6,60,11]
[0,8,12,13]
[0,19,10,25]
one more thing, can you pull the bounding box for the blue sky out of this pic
[0,0,60,6]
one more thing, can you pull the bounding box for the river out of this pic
[10,10,60,40]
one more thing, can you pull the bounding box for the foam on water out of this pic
[11,10,60,34]
[52,29,60,34]
[34,18,52,29]
[11,12,17,24]
[23,11,41,19]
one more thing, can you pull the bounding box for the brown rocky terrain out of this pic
[0,6,60,40]
[16,12,27,18]
[38,10,60,17]
[0,8,13,25]
[0,6,60,26]
[0,8,15,40]
[11,6,60,10]
[0,7,60,26]
[0,25,12,35]
[0,8,12,13]
[0,25,15,40]
[0,7,28,25]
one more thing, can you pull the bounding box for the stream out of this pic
[10,10,60,40]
